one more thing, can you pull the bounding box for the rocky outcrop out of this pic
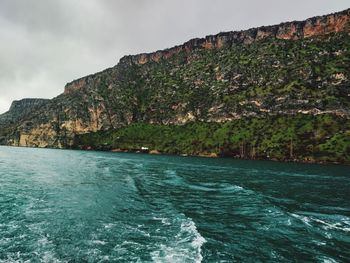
[117,8,350,66]
[0,99,49,126]
[64,9,350,95]
[9,98,49,112]
[1,8,350,149]
[0,98,50,145]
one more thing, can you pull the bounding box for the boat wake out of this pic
[151,217,206,263]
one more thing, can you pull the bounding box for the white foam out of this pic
[121,241,139,246]
[37,237,52,246]
[318,256,339,263]
[126,225,151,237]
[153,217,171,226]
[290,213,312,226]
[151,218,206,263]
[91,240,107,245]
[103,223,116,229]
[220,185,243,192]
[188,183,244,193]
[311,218,350,232]
[40,251,63,263]
[291,212,350,232]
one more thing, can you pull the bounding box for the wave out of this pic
[188,183,244,194]
[151,217,206,263]
[153,216,171,226]
[163,169,244,195]
[290,212,350,232]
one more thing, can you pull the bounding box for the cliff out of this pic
[0,99,49,126]
[9,98,49,111]
[116,8,350,66]
[0,98,50,145]
[64,8,350,95]
[0,8,350,163]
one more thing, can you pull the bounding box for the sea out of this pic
[0,146,349,262]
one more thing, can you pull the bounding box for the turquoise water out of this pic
[0,146,349,262]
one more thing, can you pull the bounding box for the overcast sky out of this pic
[0,0,349,113]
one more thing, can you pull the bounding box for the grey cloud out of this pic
[0,0,349,113]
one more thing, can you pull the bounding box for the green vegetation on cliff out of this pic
[101,32,350,123]
[72,32,350,164]
[74,114,350,164]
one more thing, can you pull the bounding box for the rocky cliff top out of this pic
[64,8,350,95]
[9,98,50,112]
[0,98,50,127]
[118,8,350,65]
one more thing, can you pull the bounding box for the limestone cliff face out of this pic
[117,8,350,66]
[9,99,49,111]
[64,9,350,95]
[0,99,49,127]
[2,94,114,148]
[0,98,50,145]
[1,8,350,148]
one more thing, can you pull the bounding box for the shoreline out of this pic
[80,145,349,165]
[1,144,348,166]
[107,148,349,166]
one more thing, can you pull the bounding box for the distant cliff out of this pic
[0,99,50,145]
[0,8,349,163]
[0,99,49,126]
